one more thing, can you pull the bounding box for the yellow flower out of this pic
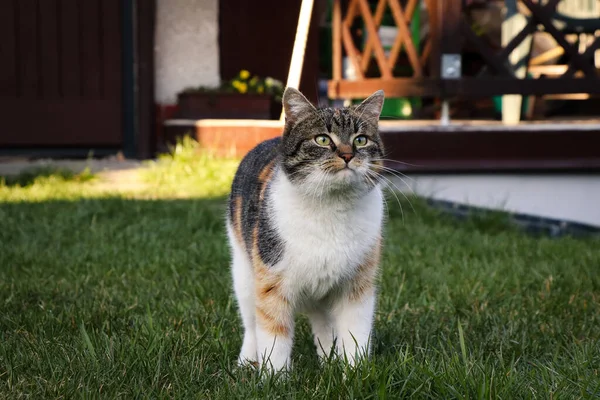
[231,80,242,91]
[257,85,264,94]
[240,70,250,80]
[238,82,248,93]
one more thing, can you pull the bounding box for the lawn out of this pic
[1,140,599,399]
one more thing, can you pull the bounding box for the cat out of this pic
[226,87,386,373]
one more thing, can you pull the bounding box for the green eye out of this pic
[354,135,368,147]
[315,135,331,146]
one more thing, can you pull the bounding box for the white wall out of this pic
[154,0,220,104]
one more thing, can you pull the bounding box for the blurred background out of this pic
[1,0,599,227]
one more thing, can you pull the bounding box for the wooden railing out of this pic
[328,0,600,100]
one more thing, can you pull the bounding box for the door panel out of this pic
[0,0,123,147]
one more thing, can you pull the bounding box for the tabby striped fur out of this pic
[227,88,386,373]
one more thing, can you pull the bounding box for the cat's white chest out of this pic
[269,172,383,300]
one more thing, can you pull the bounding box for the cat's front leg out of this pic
[254,275,294,373]
[333,246,380,366]
[333,290,376,366]
[307,308,336,360]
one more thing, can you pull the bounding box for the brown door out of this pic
[0,0,123,147]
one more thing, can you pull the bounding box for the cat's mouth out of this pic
[333,165,360,180]
[330,164,353,173]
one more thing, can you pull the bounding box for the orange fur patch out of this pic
[232,195,244,249]
[252,226,291,337]
[256,307,290,337]
[258,160,275,183]
[349,237,382,301]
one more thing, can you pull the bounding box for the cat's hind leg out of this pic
[228,222,257,365]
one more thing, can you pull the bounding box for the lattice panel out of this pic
[337,0,430,80]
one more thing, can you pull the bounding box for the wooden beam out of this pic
[328,77,440,98]
[284,0,315,91]
[332,0,342,81]
[380,124,600,172]
[331,0,342,81]
[444,77,600,97]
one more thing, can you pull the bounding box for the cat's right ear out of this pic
[282,87,316,128]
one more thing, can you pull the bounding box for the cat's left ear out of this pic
[355,90,385,123]
[282,87,317,128]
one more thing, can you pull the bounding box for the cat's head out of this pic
[280,88,385,197]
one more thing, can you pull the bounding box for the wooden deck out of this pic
[379,118,600,172]
[162,117,600,172]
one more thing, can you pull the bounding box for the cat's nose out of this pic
[338,153,354,163]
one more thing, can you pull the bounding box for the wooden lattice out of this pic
[333,0,430,82]
[329,0,600,101]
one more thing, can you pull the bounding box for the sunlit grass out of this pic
[0,138,599,398]
[141,136,240,198]
[0,137,239,202]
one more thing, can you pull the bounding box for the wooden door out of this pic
[0,0,123,147]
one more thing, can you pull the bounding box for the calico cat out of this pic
[226,88,385,373]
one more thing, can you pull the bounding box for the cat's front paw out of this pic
[237,335,258,366]
[257,350,291,376]
[257,359,291,380]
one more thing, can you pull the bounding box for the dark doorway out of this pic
[0,0,123,147]
[0,0,155,158]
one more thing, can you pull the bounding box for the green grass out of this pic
[1,140,599,398]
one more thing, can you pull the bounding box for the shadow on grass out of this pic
[0,166,95,187]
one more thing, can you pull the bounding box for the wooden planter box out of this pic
[176,92,282,120]
[163,119,284,158]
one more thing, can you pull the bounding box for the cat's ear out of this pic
[355,90,385,123]
[282,87,316,127]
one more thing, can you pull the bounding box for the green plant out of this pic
[180,70,284,102]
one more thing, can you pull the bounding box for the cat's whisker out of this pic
[312,164,333,205]
[372,163,416,179]
[372,166,416,196]
[318,170,330,209]
[313,169,326,203]
[365,168,404,221]
[364,173,389,218]
[377,156,424,168]
[372,173,404,224]
[370,160,418,181]
[369,169,416,217]
[310,170,326,204]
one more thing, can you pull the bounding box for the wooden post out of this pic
[280,0,315,121]
[333,0,342,81]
